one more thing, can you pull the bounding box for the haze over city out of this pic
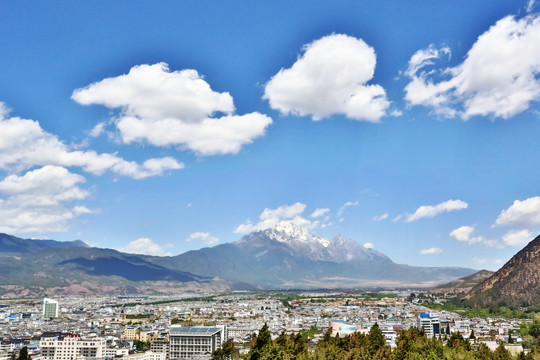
[0,0,539,270]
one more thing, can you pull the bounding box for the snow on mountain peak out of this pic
[267,222,330,247]
[239,222,391,263]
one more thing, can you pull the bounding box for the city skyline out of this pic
[1,0,539,270]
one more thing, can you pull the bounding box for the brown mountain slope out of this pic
[462,233,540,308]
[430,269,494,295]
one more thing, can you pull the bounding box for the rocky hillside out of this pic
[430,270,494,295]
[462,233,540,309]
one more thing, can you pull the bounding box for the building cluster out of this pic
[0,292,527,360]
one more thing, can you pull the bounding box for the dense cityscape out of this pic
[0,292,535,359]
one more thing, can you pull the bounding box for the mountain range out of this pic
[0,224,476,296]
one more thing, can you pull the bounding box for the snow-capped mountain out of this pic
[237,222,391,263]
[158,223,475,288]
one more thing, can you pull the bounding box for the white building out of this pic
[40,335,106,360]
[43,298,59,319]
[124,351,166,360]
[169,326,226,360]
[417,313,440,338]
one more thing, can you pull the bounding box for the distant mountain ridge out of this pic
[0,226,477,296]
[150,223,476,289]
[462,233,540,309]
[0,233,89,254]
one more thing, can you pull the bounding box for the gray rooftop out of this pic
[170,326,221,336]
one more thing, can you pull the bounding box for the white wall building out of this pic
[169,326,226,360]
[417,313,440,338]
[124,351,166,360]
[40,335,106,360]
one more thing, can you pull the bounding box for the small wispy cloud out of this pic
[119,238,173,256]
[337,201,358,216]
[186,232,219,245]
[372,213,389,221]
[420,247,442,255]
[311,208,330,218]
[406,199,468,222]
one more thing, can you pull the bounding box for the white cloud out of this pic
[118,238,173,256]
[494,196,540,227]
[185,232,220,245]
[337,200,358,216]
[406,199,468,222]
[0,165,92,233]
[450,225,477,243]
[420,247,443,255]
[311,208,330,218]
[264,34,389,122]
[235,202,313,233]
[363,242,374,249]
[473,257,489,264]
[88,122,106,137]
[449,225,499,247]
[372,213,389,221]
[405,14,540,119]
[0,104,184,179]
[473,257,504,267]
[502,229,532,247]
[72,63,272,156]
[449,225,521,248]
[527,0,536,13]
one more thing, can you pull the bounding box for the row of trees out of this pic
[214,323,539,360]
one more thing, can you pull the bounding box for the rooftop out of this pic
[170,326,222,336]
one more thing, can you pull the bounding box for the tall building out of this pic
[40,335,106,360]
[169,326,226,360]
[43,298,59,319]
[150,340,170,360]
[417,313,440,338]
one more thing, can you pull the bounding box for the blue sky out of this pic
[1,0,539,270]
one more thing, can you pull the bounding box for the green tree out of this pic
[474,342,494,360]
[529,323,540,338]
[132,340,150,351]
[447,331,470,351]
[522,335,536,350]
[211,339,235,360]
[247,323,273,360]
[493,343,511,360]
[368,323,386,356]
[17,347,31,360]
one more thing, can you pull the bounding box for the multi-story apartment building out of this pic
[150,340,169,360]
[40,335,106,360]
[124,326,140,340]
[417,313,440,338]
[169,326,226,360]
